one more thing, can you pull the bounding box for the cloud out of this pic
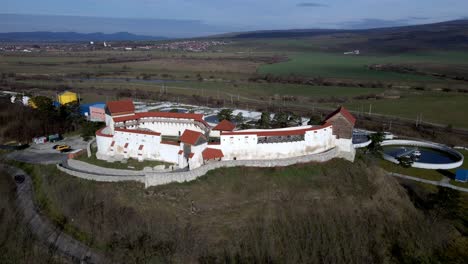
[297,2,328,7]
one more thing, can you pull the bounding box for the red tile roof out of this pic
[178,150,183,155]
[202,148,224,160]
[221,124,332,137]
[106,100,135,116]
[96,127,113,138]
[161,140,180,146]
[180,129,205,145]
[323,106,356,125]
[212,120,236,131]
[114,128,161,136]
[188,153,195,159]
[113,114,139,123]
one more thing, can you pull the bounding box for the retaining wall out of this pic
[381,140,464,170]
[57,164,145,183]
[58,148,343,188]
[144,148,340,187]
[67,159,145,176]
[86,138,96,158]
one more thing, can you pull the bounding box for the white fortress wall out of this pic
[138,118,206,137]
[209,130,221,138]
[96,131,113,155]
[113,131,161,159]
[220,126,336,160]
[188,143,207,169]
[158,143,180,163]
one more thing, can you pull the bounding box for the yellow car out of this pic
[53,145,71,152]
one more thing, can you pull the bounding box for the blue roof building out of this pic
[455,169,468,182]
[79,102,105,116]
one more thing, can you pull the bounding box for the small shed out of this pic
[33,136,47,144]
[79,103,93,116]
[455,170,468,182]
[58,91,78,105]
[89,103,106,122]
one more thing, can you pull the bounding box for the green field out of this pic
[332,91,468,128]
[259,51,468,81]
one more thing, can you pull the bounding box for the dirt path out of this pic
[388,172,468,193]
[4,164,108,264]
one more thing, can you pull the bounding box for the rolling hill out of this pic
[225,20,468,52]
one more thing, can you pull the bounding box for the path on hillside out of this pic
[387,172,468,193]
[4,165,108,264]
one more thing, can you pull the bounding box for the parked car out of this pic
[54,145,71,152]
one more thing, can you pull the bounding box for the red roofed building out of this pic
[213,120,236,131]
[202,148,224,161]
[180,129,206,146]
[322,106,356,139]
[95,103,356,172]
[106,100,135,116]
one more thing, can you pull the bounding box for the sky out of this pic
[2,0,468,37]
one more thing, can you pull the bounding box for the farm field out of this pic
[2,40,468,130]
[11,77,468,129]
[327,91,468,128]
[259,51,468,81]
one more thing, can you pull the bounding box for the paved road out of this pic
[387,172,468,193]
[4,164,107,264]
[6,136,87,164]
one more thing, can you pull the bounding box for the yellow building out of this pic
[58,91,78,105]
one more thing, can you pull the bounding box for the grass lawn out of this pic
[76,147,172,170]
[379,160,445,181]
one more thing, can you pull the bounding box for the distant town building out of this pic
[344,50,360,55]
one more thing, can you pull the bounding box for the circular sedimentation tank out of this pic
[381,140,464,170]
[352,133,371,148]
[204,115,220,124]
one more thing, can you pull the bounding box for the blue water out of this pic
[205,115,219,124]
[383,146,460,164]
[352,135,369,144]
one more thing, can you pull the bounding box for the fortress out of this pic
[95,100,357,170]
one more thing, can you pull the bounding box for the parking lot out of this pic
[6,136,88,164]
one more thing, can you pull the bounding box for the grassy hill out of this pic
[10,158,468,263]
[227,20,468,53]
